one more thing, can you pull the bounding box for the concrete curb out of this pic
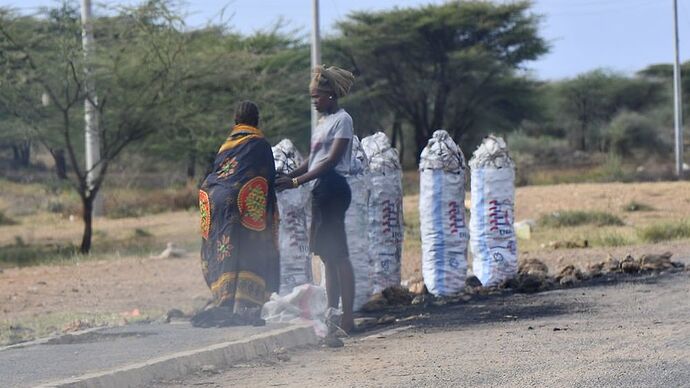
[35,323,319,388]
[0,327,105,352]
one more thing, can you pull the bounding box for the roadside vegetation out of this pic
[538,211,624,228]
[638,221,690,243]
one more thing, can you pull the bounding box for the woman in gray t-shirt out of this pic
[276,65,356,334]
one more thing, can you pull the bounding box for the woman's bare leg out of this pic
[337,257,355,333]
[324,259,341,308]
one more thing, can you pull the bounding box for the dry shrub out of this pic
[106,186,197,219]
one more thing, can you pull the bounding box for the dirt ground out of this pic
[1,181,690,344]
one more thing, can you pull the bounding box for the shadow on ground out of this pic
[353,271,684,335]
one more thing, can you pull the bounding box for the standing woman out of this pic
[276,65,356,333]
[198,101,280,323]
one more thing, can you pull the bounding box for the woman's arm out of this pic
[296,138,348,183]
[287,160,308,178]
[276,138,349,191]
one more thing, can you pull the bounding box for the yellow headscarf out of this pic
[218,124,265,154]
[310,65,355,98]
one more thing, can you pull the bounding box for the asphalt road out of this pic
[159,269,690,388]
[0,321,289,388]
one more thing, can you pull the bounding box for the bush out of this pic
[539,210,624,228]
[599,153,626,181]
[508,131,570,163]
[638,221,690,243]
[604,111,667,156]
[623,201,655,212]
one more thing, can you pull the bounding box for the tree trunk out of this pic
[80,196,94,254]
[52,149,68,180]
[414,122,429,165]
[11,141,31,168]
[579,124,587,151]
[391,116,404,166]
[186,151,196,182]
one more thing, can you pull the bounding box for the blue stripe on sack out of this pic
[432,170,445,294]
[476,169,489,285]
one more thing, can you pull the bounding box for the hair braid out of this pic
[234,100,260,127]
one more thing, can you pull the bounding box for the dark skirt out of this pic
[310,170,351,260]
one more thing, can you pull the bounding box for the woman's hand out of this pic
[275,176,294,192]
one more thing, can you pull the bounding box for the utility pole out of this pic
[311,0,327,288]
[311,0,321,134]
[81,0,103,214]
[673,0,685,178]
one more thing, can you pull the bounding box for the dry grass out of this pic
[0,178,196,220]
[402,194,421,280]
[0,311,157,346]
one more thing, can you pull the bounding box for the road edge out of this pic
[35,323,319,388]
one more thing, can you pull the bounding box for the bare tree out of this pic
[0,0,188,253]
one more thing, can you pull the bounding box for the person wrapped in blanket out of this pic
[276,65,356,334]
[194,101,280,327]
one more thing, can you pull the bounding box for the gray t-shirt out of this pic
[308,108,353,175]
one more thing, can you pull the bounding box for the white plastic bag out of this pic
[273,139,312,295]
[345,136,373,311]
[469,136,518,287]
[261,284,328,337]
[362,132,403,293]
[419,130,468,296]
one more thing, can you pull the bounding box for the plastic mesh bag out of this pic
[362,132,403,293]
[469,135,517,287]
[345,136,373,310]
[273,139,313,295]
[419,130,469,296]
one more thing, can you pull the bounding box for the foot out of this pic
[324,335,344,348]
[340,314,354,334]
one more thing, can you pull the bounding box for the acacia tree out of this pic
[0,8,67,175]
[0,0,189,253]
[638,62,690,117]
[553,69,665,151]
[139,24,313,181]
[331,1,548,160]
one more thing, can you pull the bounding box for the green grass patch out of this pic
[522,154,637,186]
[623,201,655,212]
[0,231,169,268]
[0,241,79,267]
[133,228,153,238]
[590,231,635,247]
[637,221,690,243]
[539,210,624,228]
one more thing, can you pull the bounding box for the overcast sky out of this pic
[2,0,689,80]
